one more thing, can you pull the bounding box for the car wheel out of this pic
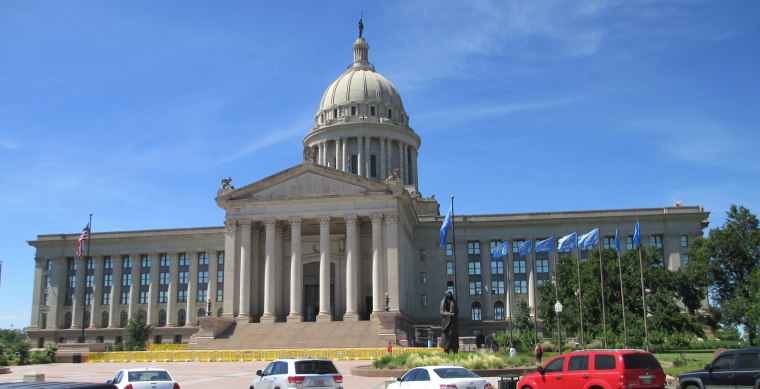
[682,384,699,389]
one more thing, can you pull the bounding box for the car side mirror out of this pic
[397,377,402,381]
[256,370,264,376]
[704,364,712,371]
[106,381,113,384]
[537,366,545,374]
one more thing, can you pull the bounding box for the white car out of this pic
[250,358,343,389]
[389,366,493,389]
[107,367,180,389]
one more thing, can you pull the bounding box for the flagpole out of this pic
[450,196,458,306]
[636,219,650,352]
[531,240,538,346]
[616,224,629,348]
[575,230,585,348]
[81,213,92,343]
[552,235,559,352]
[506,241,513,346]
[598,225,608,348]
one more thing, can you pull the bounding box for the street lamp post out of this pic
[554,301,563,354]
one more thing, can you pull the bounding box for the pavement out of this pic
[0,360,506,389]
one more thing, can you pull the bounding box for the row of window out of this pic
[58,252,223,271]
[54,307,224,330]
[53,287,224,307]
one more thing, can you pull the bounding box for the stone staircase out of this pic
[187,320,389,350]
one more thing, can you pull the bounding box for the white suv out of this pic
[250,358,343,389]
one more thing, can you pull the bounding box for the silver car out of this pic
[250,358,343,389]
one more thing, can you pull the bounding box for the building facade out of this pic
[27,29,709,348]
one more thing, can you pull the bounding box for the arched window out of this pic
[494,301,505,320]
[119,311,128,328]
[177,309,186,327]
[197,308,206,319]
[216,308,223,317]
[101,311,109,328]
[83,311,90,328]
[471,302,482,321]
[63,312,72,329]
[158,309,166,327]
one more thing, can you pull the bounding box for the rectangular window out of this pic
[217,288,223,302]
[84,292,92,305]
[160,254,170,267]
[603,237,615,249]
[104,257,113,269]
[650,235,663,248]
[467,241,480,255]
[512,240,524,254]
[681,235,689,247]
[350,155,358,174]
[139,291,149,304]
[68,258,76,271]
[86,274,94,287]
[122,273,132,287]
[469,281,482,295]
[682,254,690,270]
[178,271,189,284]
[198,252,209,265]
[68,275,76,288]
[46,259,52,270]
[351,106,356,116]
[370,106,375,116]
[65,292,73,306]
[492,280,505,294]
[197,289,207,302]
[141,273,150,286]
[141,255,151,268]
[45,275,51,287]
[198,271,209,284]
[120,291,130,305]
[87,258,95,270]
[446,243,453,256]
[370,155,377,178]
[217,270,224,283]
[102,291,111,305]
[419,249,426,261]
[160,272,170,285]
[491,260,504,275]
[626,236,634,251]
[179,253,189,266]
[122,256,132,269]
[43,293,49,306]
[420,272,427,284]
[421,294,427,307]
[514,259,526,274]
[515,280,527,294]
[217,252,224,265]
[177,290,187,303]
[158,290,167,303]
[537,259,549,273]
[447,280,454,294]
[446,261,454,275]
[468,261,481,275]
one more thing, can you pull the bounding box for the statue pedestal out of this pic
[196,316,235,339]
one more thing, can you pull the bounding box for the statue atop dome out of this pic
[358,15,364,38]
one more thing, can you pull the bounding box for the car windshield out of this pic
[127,371,172,381]
[295,360,339,375]
[623,353,661,370]
[433,367,479,379]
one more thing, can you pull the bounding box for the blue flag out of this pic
[439,204,453,248]
[615,227,621,253]
[578,228,599,249]
[492,241,509,259]
[535,237,554,253]
[633,220,641,247]
[519,240,533,257]
[558,232,577,251]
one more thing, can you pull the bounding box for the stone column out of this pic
[386,139,393,175]
[222,221,237,319]
[357,137,363,176]
[287,217,303,322]
[250,225,260,318]
[108,255,123,328]
[385,214,400,311]
[397,141,403,180]
[186,251,198,326]
[341,138,347,171]
[343,214,359,320]
[411,148,418,190]
[90,256,104,328]
[370,213,384,315]
[49,258,64,329]
[146,253,159,325]
[72,257,86,329]
[238,221,252,321]
[166,252,178,326]
[317,215,332,321]
[364,136,371,177]
[379,137,386,179]
[334,139,340,169]
[208,250,218,316]
[480,240,493,320]
[128,255,140,320]
[261,218,277,322]
[402,143,408,184]
[30,257,44,329]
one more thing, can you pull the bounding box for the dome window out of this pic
[333,109,338,118]
[351,106,356,116]
[370,106,375,116]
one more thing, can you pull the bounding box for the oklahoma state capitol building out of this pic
[27,27,709,348]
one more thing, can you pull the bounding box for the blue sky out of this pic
[1,1,758,329]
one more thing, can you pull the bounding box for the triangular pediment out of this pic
[216,163,396,206]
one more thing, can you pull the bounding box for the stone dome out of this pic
[313,37,408,128]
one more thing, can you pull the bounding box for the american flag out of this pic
[77,223,90,259]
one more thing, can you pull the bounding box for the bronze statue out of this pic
[358,17,364,38]
[221,177,234,190]
[439,290,459,353]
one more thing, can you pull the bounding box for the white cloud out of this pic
[218,121,309,164]
[0,139,20,149]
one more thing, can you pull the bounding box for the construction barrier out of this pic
[146,344,189,351]
[88,347,443,363]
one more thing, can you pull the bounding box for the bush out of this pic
[372,352,530,370]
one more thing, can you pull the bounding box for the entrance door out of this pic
[302,262,335,321]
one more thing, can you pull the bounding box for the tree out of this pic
[691,205,760,345]
[125,310,152,351]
